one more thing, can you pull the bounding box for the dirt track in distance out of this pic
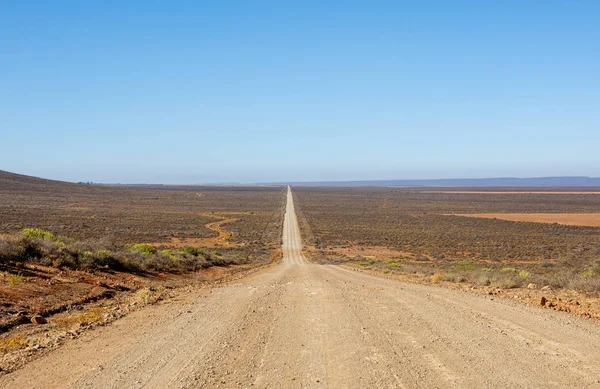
[2,187,600,388]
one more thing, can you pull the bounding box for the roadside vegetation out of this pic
[344,255,600,293]
[0,229,242,273]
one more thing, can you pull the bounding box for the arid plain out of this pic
[1,172,600,388]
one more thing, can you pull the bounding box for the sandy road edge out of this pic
[0,259,280,375]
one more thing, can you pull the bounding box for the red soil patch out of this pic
[423,191,600,195]
[452,213,600,227]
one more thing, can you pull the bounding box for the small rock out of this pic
[527,283,537,289]
[541,285,551,291]
[540,296,547,306]
[31,316,47,324]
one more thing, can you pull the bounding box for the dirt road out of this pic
[2,187,600,388]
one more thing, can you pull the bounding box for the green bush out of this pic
[21,228,55,241]
[452,260,474,272]
[519,270,531,280]
[96,249,113,259]
[177,245,206,257]
[160,249,180,261]
[581,269,596,279]
[129,244,157,256]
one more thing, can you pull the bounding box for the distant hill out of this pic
[281,177,600,187]
[0,170,76,190]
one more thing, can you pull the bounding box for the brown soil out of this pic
[453,213,600,227]
[0,259,260,335]
[0,260,271,374]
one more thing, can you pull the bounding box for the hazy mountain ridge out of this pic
[2,170,600,188]
[280,176,600,187]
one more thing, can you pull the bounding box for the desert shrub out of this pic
[581,269,596,279]
[71,237,118,253]
[2,231,235,274]
[143,253,175,271]
[161,249,180,261]
[16,238,43,261]
[52,255,77,269]
[119,252,144,271]
[88,249,126,270]
[495,276,521,289]
[177,245,206,257]
[452,260,474,272]
[569,276,600,293]
[21,228,55,241]
[476,273,493,286]
[35,238,64,257]
[455,275,468,283]
[0,237,22,262]
[129,243,157,256]
[7,272,24,287]
[0,335,28,353]
[519,270,531,280]
[493,268,527,288]
[430,273,444,283]
[53,307,107,329]
[209,256,232,267]
[387,260,400,267]
[96,249,113,259]
[134,288,153,305]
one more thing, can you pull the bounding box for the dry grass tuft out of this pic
[134,288,153,305]
[7,272,24,287]
[0,335,28,353]
[430,273,444,283]
[52,307,108,329]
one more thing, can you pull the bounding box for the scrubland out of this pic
[294,187,600,317]
[0,171,285,370]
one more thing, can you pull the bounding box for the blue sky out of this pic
[1,1,599,183]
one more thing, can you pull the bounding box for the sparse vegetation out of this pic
[0,231,249,273]
[294,187,600,295]
[0,335,28,353]
[0,172,285,246]
[130,243,157,256]
[134,288,153,305]
[7,272,24,287]
[21,228,56,241]
[430,273,444,283]
[53,307,108,329]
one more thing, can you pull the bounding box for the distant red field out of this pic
[453,213,600,227]
[422,191,600,195]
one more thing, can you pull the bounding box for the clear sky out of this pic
[1,1,599,183]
